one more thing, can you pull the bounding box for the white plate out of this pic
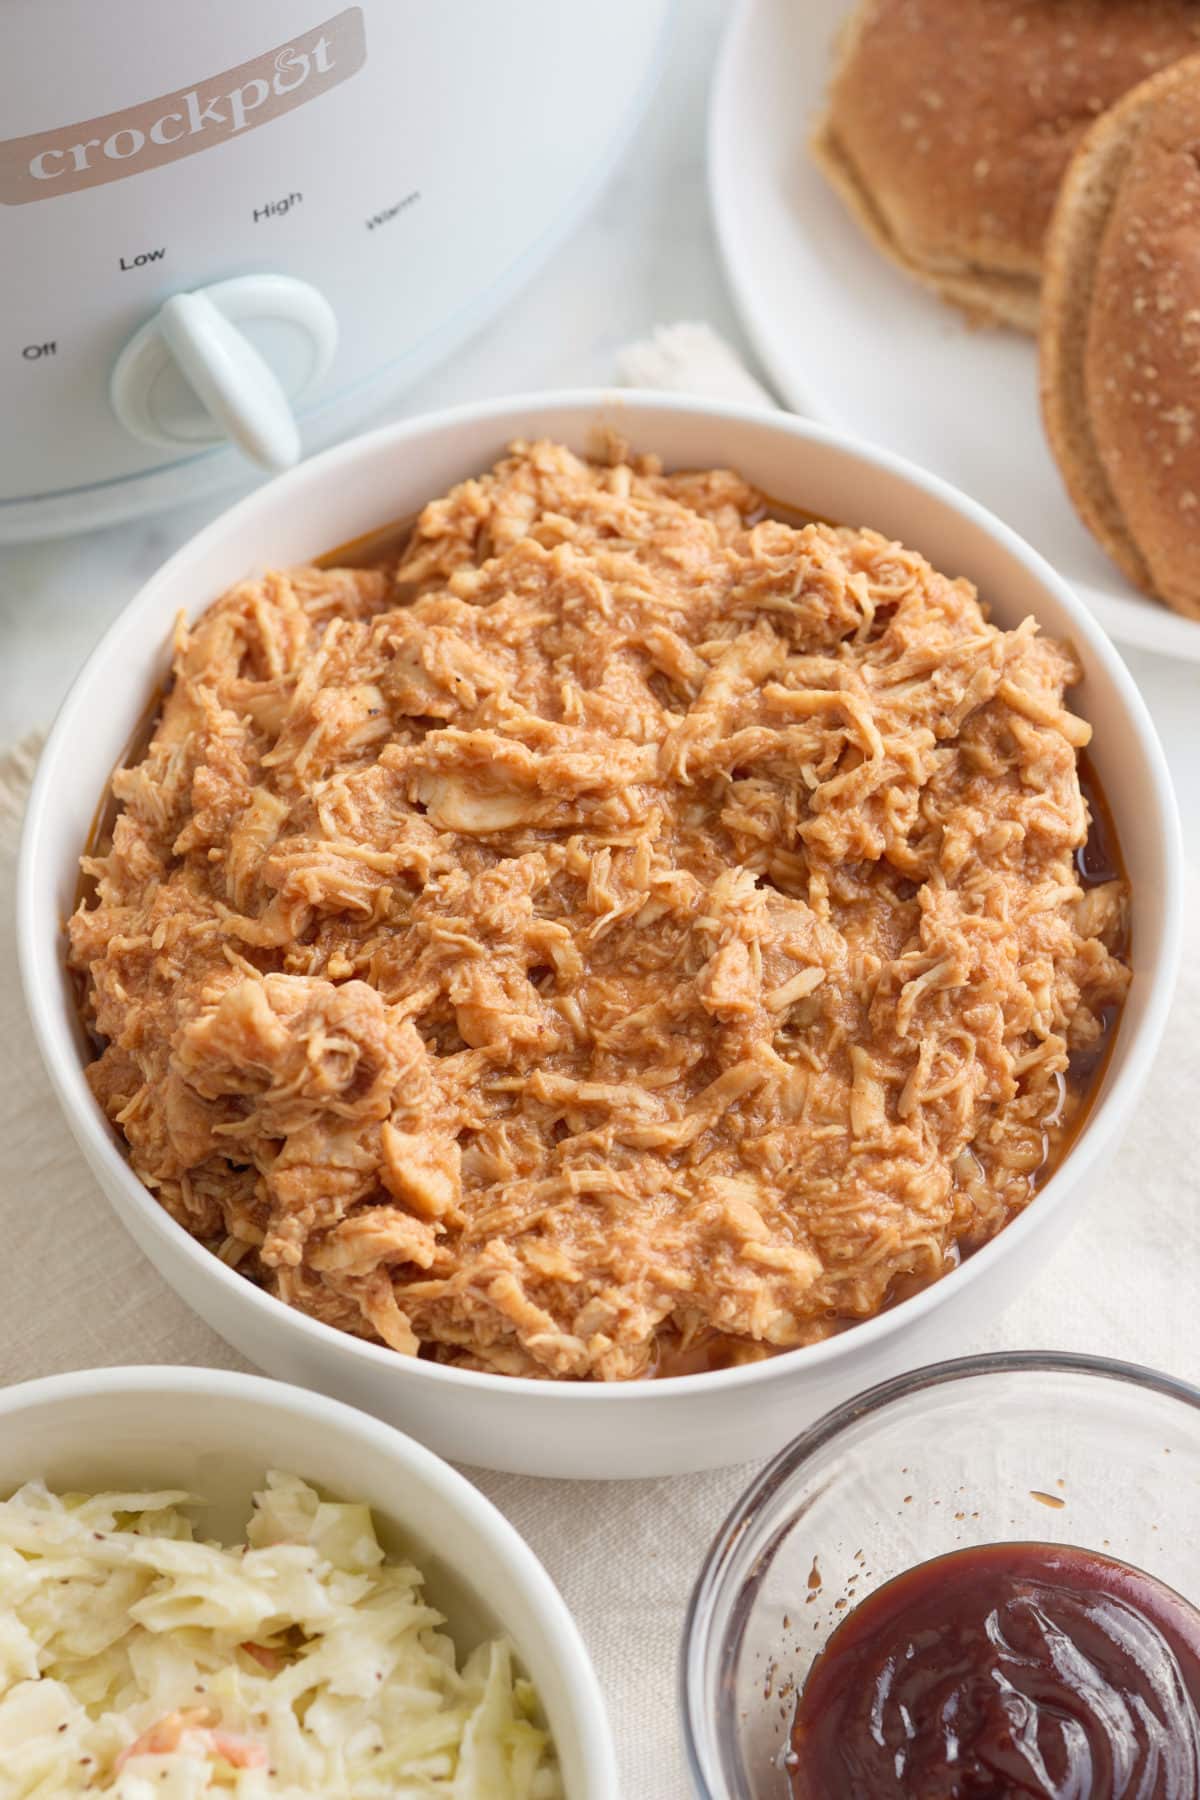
[709,0,1200,663]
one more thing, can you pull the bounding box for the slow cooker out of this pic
[2,2,670,540]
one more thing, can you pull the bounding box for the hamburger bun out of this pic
[1041,54,1200,618]
[813,0,1200,333]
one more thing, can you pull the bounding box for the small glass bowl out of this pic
[681,1351,1200,1800]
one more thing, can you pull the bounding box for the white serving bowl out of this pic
[17,391,1183,1479]
[0,1366,615,1798]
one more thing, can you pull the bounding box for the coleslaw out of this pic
[0,1471,562,1797]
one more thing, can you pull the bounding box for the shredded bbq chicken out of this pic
[69,442,1131,1380]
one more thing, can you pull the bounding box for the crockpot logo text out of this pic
[0,8,366,205]
[29,42,338,181]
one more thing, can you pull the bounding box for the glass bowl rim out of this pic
[679,1348,1200,1800]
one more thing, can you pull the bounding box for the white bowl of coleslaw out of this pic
[0,1365,615,1798]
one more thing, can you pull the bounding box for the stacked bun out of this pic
[814,0,1200,614]
[814,0,1200,331]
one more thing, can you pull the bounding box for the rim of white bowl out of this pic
[16,388,1186,1404]
[0,1363,618,1789]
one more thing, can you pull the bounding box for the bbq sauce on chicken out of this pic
[787,1542,1200,1799]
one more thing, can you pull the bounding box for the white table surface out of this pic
[2,4,1199,1794]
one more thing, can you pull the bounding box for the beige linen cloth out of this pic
[2,731,1198,1800]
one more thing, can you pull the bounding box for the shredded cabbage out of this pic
[0,1472,562,1798]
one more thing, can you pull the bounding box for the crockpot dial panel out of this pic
[1,0,669,514]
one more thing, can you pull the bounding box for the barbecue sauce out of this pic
[787,1542,1200,1799]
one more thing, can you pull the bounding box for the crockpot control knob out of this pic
[110,275,338,473]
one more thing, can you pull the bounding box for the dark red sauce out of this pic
[787,1542,1200,1799]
